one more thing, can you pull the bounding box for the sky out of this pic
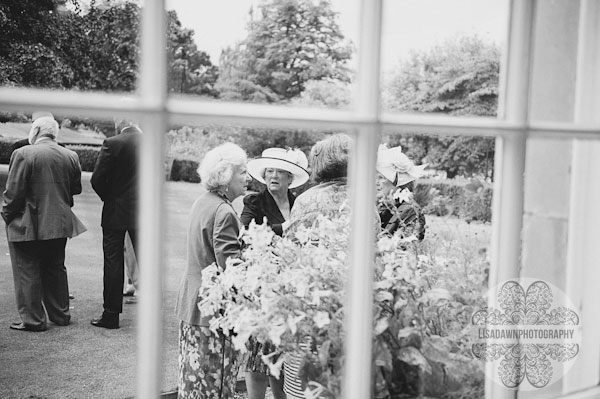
[165,0,509,73]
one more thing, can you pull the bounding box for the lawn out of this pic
[0,164,491,399]
[0,167,204,399]
[0,122,106,145]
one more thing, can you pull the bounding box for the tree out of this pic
[384,35,499,179]
[1,1,217,96]
[0,0,78,88]
[167,10,219,97]
[290,79,352,109]
[216,0,353,102]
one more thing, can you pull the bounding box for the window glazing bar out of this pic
[136,0,167,398]
[564,0,600,392]
[487,0,535,398]
[343,0,382,399]
[2,88,599,140]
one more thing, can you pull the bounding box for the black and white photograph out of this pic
[1,1,599,398]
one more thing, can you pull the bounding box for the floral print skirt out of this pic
[178,321,240,399]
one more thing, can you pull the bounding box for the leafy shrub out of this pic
[458,187,493,223]
[199,215,486,399]
[0,137,15,164]
[67,145,100,172]
[417,179,492,223]
[0,112,29,123]
[169,159,200,183]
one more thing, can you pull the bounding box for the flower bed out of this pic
[199,206,487,398]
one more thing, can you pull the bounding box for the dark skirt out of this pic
[178,321,240,399]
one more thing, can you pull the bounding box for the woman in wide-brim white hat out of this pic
[240,147,309,399]
[376,144,427,239]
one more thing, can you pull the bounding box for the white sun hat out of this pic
[248,148,310,189]
[376,144,427,187]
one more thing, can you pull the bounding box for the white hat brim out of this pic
[247,157,309,189]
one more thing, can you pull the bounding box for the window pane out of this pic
[164,0,359,110]
[381,0,509,118]
[164,124,360,397]
[371,131,493,398]
[0,111,143,398]
[0,2,141,92]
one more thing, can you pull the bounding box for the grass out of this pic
[0,168,203,399]
[0,165,491,399]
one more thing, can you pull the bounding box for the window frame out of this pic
[1,0,600,398]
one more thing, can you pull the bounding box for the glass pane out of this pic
[164,0,359,110]
[381,0,510,117]
[164,124,359,397]
[0,110,141,397]
[371,131,494,398]
[0,1,141,92]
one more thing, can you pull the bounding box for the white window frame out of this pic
[1,1,600,398]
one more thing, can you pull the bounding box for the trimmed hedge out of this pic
[0,137,14,164]
[0,138,101,172]
[67,145,101,172]
[169,158,200,183]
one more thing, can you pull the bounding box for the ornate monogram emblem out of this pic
[471,280,580,389]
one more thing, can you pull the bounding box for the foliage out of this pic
[0,1,216,96]
[0,0,78,88]
[415,179,493,223]
[67,144,100,172]
[216,0,352,102]
[169,158,200,183]
[165,124,326,161]
[0,137,16,164]
[290,79,352,109]
[199,209,486,398]
[383,35,499,179]
[167,10,219,96]
[384,35,500,117]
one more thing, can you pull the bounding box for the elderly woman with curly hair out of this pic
[175,142,251,399]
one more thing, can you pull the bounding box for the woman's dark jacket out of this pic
[240,189,296,236]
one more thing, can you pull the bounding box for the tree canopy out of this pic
[216,0,353,102]
[0,0,217,95]
[384,35,500,179]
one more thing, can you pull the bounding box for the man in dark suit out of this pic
[2,115,86,331]
[90,119,140,329]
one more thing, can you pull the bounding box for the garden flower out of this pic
[312,311,330,328]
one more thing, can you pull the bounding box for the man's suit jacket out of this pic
[91,126,140,229]
[1,139,86,242]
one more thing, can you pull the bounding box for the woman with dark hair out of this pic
[286,134,353,234]
[282,134,353,399]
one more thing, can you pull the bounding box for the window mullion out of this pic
[487,1,535,398]
[564,0,600,392]
[343,1,382,399]
[136,0,167,398]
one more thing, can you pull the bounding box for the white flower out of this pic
[261,352,285,379]
[304,382,325,399]
[392,188,413,203]
[374,317,389,335]
[268,321,288,347]
[287,314,306,335]
[313,311,330,328]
